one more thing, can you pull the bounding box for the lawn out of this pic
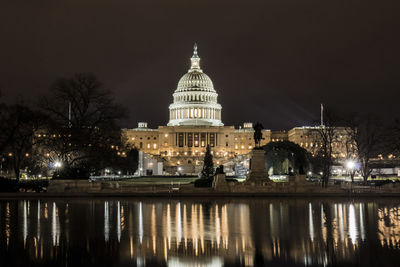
[118,176,199,185]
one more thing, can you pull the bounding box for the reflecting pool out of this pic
[1,198,400,266]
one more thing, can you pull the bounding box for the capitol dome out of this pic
[176,71,215,93]
[168,44,223,126]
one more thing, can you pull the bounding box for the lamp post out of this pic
[54,161,62,168]
[345,160,356,183]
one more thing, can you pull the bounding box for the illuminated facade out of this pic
[123,45,349,175]
[288,126,352,158]
[123,45,272,174]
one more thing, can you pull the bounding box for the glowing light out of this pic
[54,161,62,168]
[346,160,355,170]
[117,201,121,242]
[348,204,358,243]
[139,202,143,244]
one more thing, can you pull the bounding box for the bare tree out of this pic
[0,103,45,180]
[345,114,382,183]
[342,122,358,182]
[39,73,126,177]
[392,119,400,155]
[311,108,340,187]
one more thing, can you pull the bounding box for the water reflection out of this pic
[0,198,400,266]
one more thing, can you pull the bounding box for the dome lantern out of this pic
[190,43,201,72]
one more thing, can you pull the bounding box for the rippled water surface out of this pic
[1,198,400,266]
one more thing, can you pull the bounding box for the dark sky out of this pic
[1,0,399,130]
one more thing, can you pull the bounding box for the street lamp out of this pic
[54,161,62,168]
[345,160,356,182]
[346,160,355,170]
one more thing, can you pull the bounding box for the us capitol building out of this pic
[123,45,347,175]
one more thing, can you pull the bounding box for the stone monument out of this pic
[244,122,271,185]
[244,148,271,185]
[212,165,229,191]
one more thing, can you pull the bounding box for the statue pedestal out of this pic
[212,173,229,191]
[244,149,271,186]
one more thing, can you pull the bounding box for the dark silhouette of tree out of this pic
[345,114,383,183]
[390,119,400,156]
[0,103,45,179]
[39,73,126,178]
[115,149,139,175]
[311,108,340,187]
[263,141,310,175]
[200,144,214,179]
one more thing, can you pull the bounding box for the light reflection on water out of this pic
[0,198,400,266]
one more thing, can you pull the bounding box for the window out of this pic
[188,133,193,147]
[226,142,228,147]
[210,133,215,147]
[201,133,206,147]
[140,142,143,149]
[194,133,199,147]
[178,133,184,147]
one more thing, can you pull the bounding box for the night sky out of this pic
[1,0,399,130]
